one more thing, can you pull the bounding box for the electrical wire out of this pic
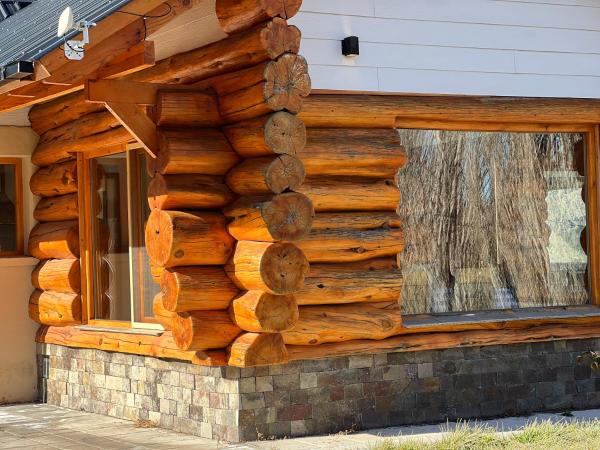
[115,3,172,40]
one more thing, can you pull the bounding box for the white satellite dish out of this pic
[57,7,74,37]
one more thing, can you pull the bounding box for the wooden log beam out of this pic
[298,177,400,212]
[226,155,305,195]
[29,290,82,326]
[228,332,288,367]
[296,258,402,305]
[148,174,235,210]
[103,102,157,158]
[172,310,242,351]
[38,110,120,147]
[152,293,176,331]
[224,112,306,158]
[36,326,227,366]
[28,220,79,260]
[225,241,309,294]
[32,127,131,167]
[161,266,239,312]
[154,91,222,127]
[299,94,600,128]
[145,210,234,267]
[149,129,239,175]
[202,54,311,123]
[283,301,403,345]
[300,129,407,178]
[216,0,302,34]
[286,324,600,362]
[34,193,79,222]
[32,259,80,294]
[311,212,401,231]
[224,193,314,242]
[30,161,77,197]
[229,291,298,332]
[297,226,404,263]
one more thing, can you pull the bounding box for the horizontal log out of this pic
[283,301,403,345]
[226,155,305,195]
[297,226,404,263]
[296,258,402,305]
[311,212,402,231]
[29,91,104,135]
[28,220,79,260]
[287,324,600,362]
[39,110,120,145]
[299,128,407,178]
[153,90,222,127]
[299,94,600,128]
[149,129,240,175]
[32,127,131,167]
[203,54,311,123]
[161,266,239,312]
[145,210,234,267]
[224,112,306,158]
[29,161,78,197]
[216,0,302,34]
[133,18,300,85]
[172,310,242,351]
[229,291,298,332]
[298,177,400,212]
[37,326,226,366]
[225,193,314,242]
[147,173,235,210]
[152,293,176,331]
[228,332,289,367]
[225,241,309,294]
[34,193,79,222]
[28,290,81,326]
[31,259,80,294]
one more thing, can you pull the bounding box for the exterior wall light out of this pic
[342,36,359,57]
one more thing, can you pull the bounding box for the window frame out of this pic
[0,157,23,257]
[78,148,161,329]
[395,119,600,329]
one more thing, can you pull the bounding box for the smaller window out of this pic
[0,158,23,256]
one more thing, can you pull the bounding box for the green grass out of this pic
[372,419,600,450]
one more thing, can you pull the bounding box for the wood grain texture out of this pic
[228,332,289,367]
[161,266,239,312]
[34,193,79,222]
[28,220,79,260]
[224,112,306,158]
[154,90,222,127]
[229,291,299,332]
[152,293,176,331]
[29,290,82,326]
[226,155,305,195]
[225,193,314,242]
[172,310,242,351]
[30,161,77,197]
[216,0,302,34]
[148,173,235,210]
[32,259,80,294]
[145,210,234,268]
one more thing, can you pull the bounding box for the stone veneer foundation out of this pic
[38,338,600,443]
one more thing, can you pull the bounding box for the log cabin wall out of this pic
[29,0,315,368]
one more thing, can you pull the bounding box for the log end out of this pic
[263,192,314,241]
[228,332,289,367]
[266,155,306,193]
[263,17,302,59]
[261,242,310,294]
[230,291,299,332]
[265,111,306,156]
[145,209,174,267]
[265,54,311,114]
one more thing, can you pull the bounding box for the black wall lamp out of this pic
[342,36,359,57]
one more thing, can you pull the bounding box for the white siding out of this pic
[291,0,600,98]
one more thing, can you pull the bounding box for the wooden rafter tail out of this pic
[224,193,314,242]
[228,332,289,367]
[216,0,303,34]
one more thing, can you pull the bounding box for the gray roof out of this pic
[0,0,133,68]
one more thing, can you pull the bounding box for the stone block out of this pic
[273,373,300,390]
[241,392,265,410]
[256,376,274,392]
[349,354,373,369]
[240,377,256,393]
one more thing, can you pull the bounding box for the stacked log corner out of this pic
[144,4,312,367]
[27,130,83,327]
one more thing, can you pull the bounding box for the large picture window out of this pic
[0,158,23,256]
[81,149,159,326]
[397,128,593,316]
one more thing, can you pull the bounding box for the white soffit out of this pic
[0,107,31,127]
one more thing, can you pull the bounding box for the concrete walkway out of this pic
[1,404,600,450]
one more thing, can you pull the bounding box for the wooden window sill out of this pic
[78,325,163,336]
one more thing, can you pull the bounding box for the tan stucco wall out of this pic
[0,126,39,404]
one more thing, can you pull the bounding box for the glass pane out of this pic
[90,154,131,321]
[397,130,588,315]
[0,163,17,253]
[130,151,161,323]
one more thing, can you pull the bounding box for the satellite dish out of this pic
[57,7,74,37]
